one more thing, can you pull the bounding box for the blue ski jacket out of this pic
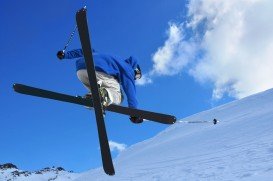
[63,49,139,108]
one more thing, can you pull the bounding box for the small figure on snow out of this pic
[57,49,143,123]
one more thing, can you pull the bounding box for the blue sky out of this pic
[1,0,272,173]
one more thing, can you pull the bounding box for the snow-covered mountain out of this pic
[75,88,273,180]
[0,163,78,181]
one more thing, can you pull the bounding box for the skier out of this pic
[57,49,143,123]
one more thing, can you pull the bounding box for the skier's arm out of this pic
[122,77,144,123]
[122,75,138,109]
[57,49,83,60]
[57,49,97,60]
[63,49,84,59]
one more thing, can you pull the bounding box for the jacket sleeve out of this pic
[64,49,84,59]
[121,74,138,109]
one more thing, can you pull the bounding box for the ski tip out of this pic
[107,172,115,176]
[172,116,177,124]
[104,168,115,176]
[77,6,87,13]
[13,83,20,91]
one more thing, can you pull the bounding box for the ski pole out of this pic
[62,6,87,52]
[178,119,219,125]
[62,24,78,52]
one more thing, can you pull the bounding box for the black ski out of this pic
[13,83,176,124]
[76,7,115,175]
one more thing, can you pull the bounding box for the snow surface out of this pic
[75,88,273,181]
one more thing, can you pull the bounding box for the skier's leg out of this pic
[77,69,122,106]
[76,69,94,110]
[96,71,123,106]
[76,69,91,91]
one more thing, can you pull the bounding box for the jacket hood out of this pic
[125,56,138,69]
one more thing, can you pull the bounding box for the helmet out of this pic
[134,64,142,80]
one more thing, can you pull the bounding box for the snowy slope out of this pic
[75,88,273,181]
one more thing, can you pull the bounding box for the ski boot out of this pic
[99,87,113,107]
[130,116,143,124]
[83,92,93,110]
[83,92,92,99]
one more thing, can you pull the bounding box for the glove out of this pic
[130,116,143,124]
[57,50,65,60]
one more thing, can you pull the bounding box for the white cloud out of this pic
[188,0,273,99]
[109,141,127,153]
[150,23,197,76]
[143,0,273,100]
[138,23,197,86]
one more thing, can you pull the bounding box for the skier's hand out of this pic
[57,50,65,60]
[129,116,143,124]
